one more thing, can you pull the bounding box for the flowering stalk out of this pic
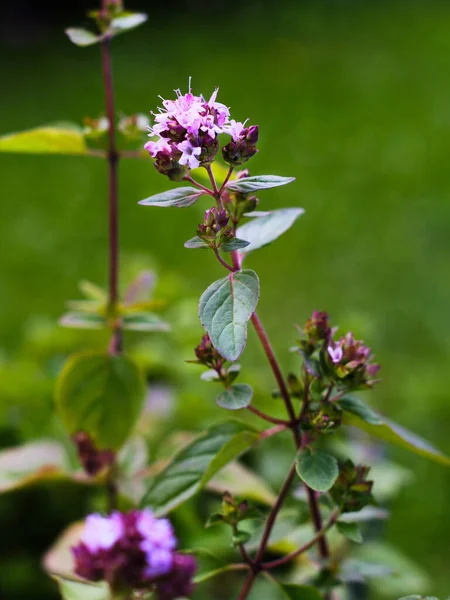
[140,85,386,600]
[100,0,120,510]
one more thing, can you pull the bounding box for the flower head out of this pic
[72,509,196,597]
[145,84,258,176]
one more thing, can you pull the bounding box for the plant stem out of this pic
[262,509,339,569]
[218,165,234,194]
[100,1,120,512]
[183,175,215,196]
[247,405,291,426]
[250,312,299,440]
[213,248,236,272]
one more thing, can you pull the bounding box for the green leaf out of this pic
[65,28,102,47]
[55,352,146,450]
[221,238,250,252]
[54,576,108,600]
[121,312,170,332]
[337,521,363,543]
[339,396,450,466]
[338,506,388,523]
[139,187,205,208]
[59,312,106,329]
[0,440,69,494]
[0,125,87,155]
[225,174,295,193]
[194,564,248,584]
[279,584,324,600]
[340,559,394,583]
[205,513,226,528]
[111,11,148,32]
[184,236,209,249]
[200,369,220,382]
[398,597,439,600]
[236,208,304,254]
[79,280,107,302]
[207,461,276,506]
[216,383,253,410]
[198,269,260,361]
[296,448,339,492]
[141,420,260,515]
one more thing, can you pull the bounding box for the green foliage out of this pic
[0,124,87,155]
[336,521,363,544]
[225,175,295,193]
[339,396,450,465]
[236,208,304,255]
[184,236,209,249]
[221,238,250,251]
[296,447,339,492]
[198,269,260,361]
[278,583,324,600]
[141,420,260,515]
[55,351,146,450]
[54,577,108,600]
[216,383,254,410]
[65,28,103,47]
[139,187,205,208]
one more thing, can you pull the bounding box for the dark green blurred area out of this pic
[1,0,450,598]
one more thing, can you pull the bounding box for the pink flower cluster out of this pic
[72,509,196,598]
[327,331,380,384]
[144,86,258,177]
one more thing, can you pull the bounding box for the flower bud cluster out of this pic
[145,87,258,179]
[330,460,374,513]
[73,431,115,476]
[197,207,233,247]
[298,311,380,390]
[72,509,196,598]
[194,333,225,373]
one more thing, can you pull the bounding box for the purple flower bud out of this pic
[156,553,197,600]
[194,333,225,371]
[304,310,331,343]
[72,432,115,476]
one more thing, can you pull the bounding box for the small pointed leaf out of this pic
[55,352,146,450]
[225,174,295,193]
[337,521,363,543]
[111,12,148,32]
[59,312,106,330]
[139,187,204,208]
[236,208,304,255]
[121,313,170,332]
[184,236,209,249]
[199,269,260,361]
[339,396,450,466]
[79,280,107,302]
[65,28,102,47]
[216,384,253,410]
[221,238,250,252]
[296,447,339,492]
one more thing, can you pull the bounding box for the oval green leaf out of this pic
[216,383,253,410]
[296,447,339,492]
[198,269,260,361]
[0,125,87,155]
[236,208,304,255]
[225,174,295,193]
[141,420,260,515]
[139,187,204,208]
[55,351,146,451]
[339,396,450,466]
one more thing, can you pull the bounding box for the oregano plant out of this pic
[1,2,449,600]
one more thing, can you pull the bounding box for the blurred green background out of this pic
[1,0,450,598]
